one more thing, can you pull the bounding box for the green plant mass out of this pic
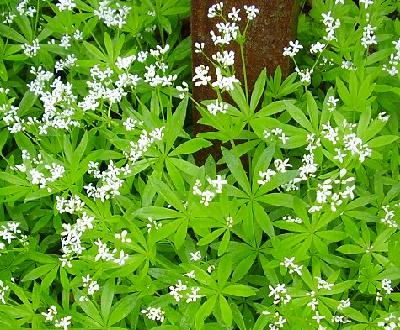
[0,0,399,329]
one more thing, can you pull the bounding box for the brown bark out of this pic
[191,0,300,165]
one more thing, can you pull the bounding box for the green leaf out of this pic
[336,244,365,254]
[368,135,399,148]
[284,101,314,132]
[253,201,274,237]
[219,295,232,326]
[306,91,319,131]
[22,264,56,282]
[250,69,266,112]
[222,148,250,194]
[222,284,256,297]
[195,295,217,329]
[198,228,225,246]
[101,278,115,323]
[169,138,212,156]
[229,83,250,115]
[108,294,138,326]
[217,254,232,287]
[165,97,188,152]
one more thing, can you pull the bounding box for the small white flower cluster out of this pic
[42,306,72,330]
[26,66,80,134]
[383,39,400,76]
[55,55,77,72]
[310,42,326,54]
[144,45,178,87]
[17,0,36,17]
[327,95,339,112]
[56,195,85,214]
[321,120,372,163]
[29,163,65,192]
[84,161,130,202]
[257,158,291,185]
[337,298,351,311]
[193,175,227,206]
[79,275,100,302]
[22,39,40,58]
[262,311,287,330]
[141,306,165,323]
[341,60,357,71]
[2,12,16,24]
[79,64,140,111]
[316,276,334,291]
[94,239,129,266]
[147,217,162,233]
[190,250,202,262]
[94,1,131,28]
[376,279,393,302]
[169,280,202,303]
[60,212,94,268]
[264,128,288,145]
[10,151,65,192]
[226,216,234,228]
[123,118,138,131]
[194,3,259,94]
[310,169,355,213]
[378,314,400,330]
[283,40,303,57]
[56,0,76,11]
[360,0,374,9]
[296,67,313,84]
[306,291,327,328]
[280,257,303,276]
[381,205,398,229]
[283,215,303,224]
[361,24,377,49]
[0,280,9,304]
[124,127,164,165]
[0,222,22,252]
[269,283,291,305]
[206,100,228,116]
[277,134,319,192]
[115,230,131,243]
[322,11,340,41]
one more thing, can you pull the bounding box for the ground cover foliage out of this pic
[0,0,399,329]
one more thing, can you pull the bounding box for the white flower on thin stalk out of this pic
[212,67,239,91]
[269,283,291,305]
[56,0,76,11]
[22,39,40,58]
[310,42,326,54]
[206,100,228,116]
[361,24,377,49]
[360,0,374,9]
[55,316,72,330]
[114,230,132,243]
[327,95,339,112]
[0,280,9,304]
[296,67,313,84]
[208,2,223,19]
[243,5,259,21]
[194,42,205,53]
[41,305,57,321]
[212,50,235,67]
[283,40,303,57]
[141,307,165,323]
[193,65,211,86]
[190,251,201,262]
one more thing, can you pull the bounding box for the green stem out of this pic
[240,43,249,102]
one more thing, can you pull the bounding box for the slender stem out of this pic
[240,43,249,102]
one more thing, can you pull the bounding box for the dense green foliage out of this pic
[0,0,399,329]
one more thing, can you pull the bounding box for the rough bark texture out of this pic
[191,0,300,165]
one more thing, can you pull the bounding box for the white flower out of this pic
[56,0,76,11]
[206,100,228,115]
[186,287,202,303]
[316,276,334,290]
[193,65,211,87]
[194,42,205,53]
[310,42,326,54]
[269,283,291,305]
[141,307,165,323]
[190,251,201,261]
[211,67,239,91]
[55,316,72,330]
[113,249,129,265]
[228,7,241,22]
[115,230,132,243]
[208,2,223,19]
[283,40,303,57]
[338,298,350,311]
[327,96,339,111]
[0,280,9,304]
[94,1,131,28]
[243,5,259,20]
[22,39,40,57]
[361,24,377,49]
[360,0,374,9]
[212,50,235,67]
